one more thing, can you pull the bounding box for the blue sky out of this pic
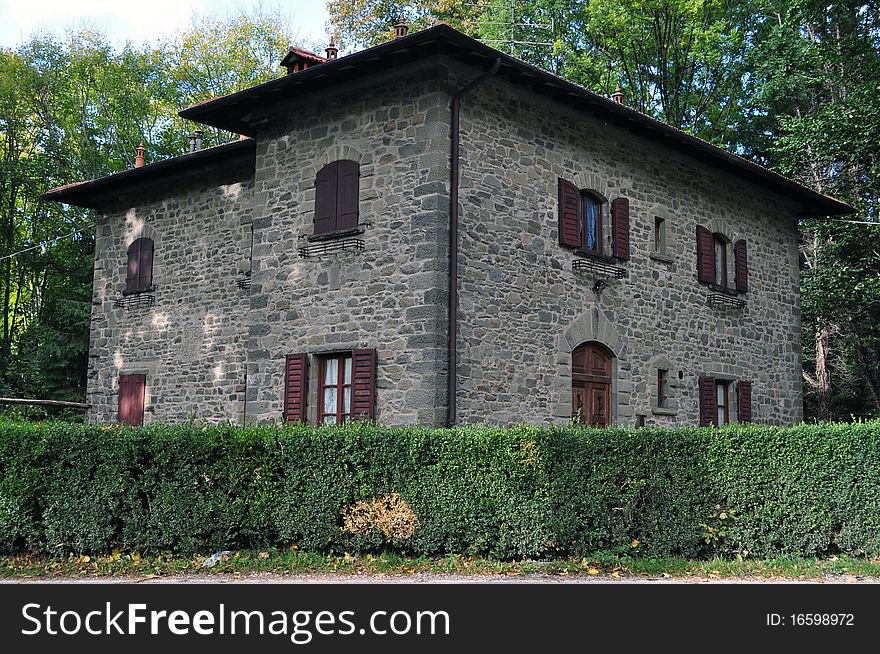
[0,0,330,49]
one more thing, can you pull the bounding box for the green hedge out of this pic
[0,420,878,559]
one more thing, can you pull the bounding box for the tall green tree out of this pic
[330,1,754,146]
[746,0,880,419]
[164,11,294,147]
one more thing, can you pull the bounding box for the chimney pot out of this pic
[612,83,625,105]
[325,37,338,60]
[188,130,205,153]
[395,18,409,39]
[134,143,146,168]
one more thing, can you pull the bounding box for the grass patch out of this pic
[3,550,880,580]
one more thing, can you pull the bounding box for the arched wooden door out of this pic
[572,342,613,427]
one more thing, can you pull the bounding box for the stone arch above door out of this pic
[560,307,624,358]
[553,309,626,424]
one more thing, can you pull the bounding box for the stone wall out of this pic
[87,174,255,424]
[244,58,452,426]
[453,63,803,426]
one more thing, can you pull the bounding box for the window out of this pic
[314,159,360,235]
[125,237,154,293]
[654,217,665,253]
[715,380,730,426]
[698,227,749,292]
[581,191,603,253]
[700,376,751,426]
[318,354,353,425]
[118,374,145,426]
[657,369,669,408]
[713,234,727,287]
[559,180,630,260]
[283,349,377,424]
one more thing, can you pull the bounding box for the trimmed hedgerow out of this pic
[0,419,878,559]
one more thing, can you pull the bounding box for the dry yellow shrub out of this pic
[518,439,540,467]
[341,492,419,540]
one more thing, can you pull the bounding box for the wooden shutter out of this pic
[336,160,360,231]
[696,225,714,284]
[734,239,748,293]
[314,162,338,235]
[283,354,310,423]
[126,238,154,292]
[557,178,580,248]
[612,197,630,260]
[698,376,716,427]
[138,238,153,290]
[118,374,145,426]
[126,239,140,292]
[737,380,752,423]
[351,348,377,421]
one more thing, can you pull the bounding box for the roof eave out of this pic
[42,139,256,209]
[175,24,853,218]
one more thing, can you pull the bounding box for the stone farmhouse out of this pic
[44,23,852,428]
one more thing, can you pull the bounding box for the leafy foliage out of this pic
[747,0,880,420]
[1,420,878,559]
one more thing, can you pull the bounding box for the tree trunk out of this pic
[814,323,832,421]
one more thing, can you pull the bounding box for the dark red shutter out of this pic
[699,376,716,427]
[612,197,630,260]
[126,238,154,292]
[138,238,153,290]
[283,354,310,423]
[118,374,145,426]
[696,225,714,284]
[314,162,338,235]
[336,160,359,231]
[558,178,580,248]
[734,239,748,293]
[351,348,377,421]
[738,380,752,423]
[126,240,140,291]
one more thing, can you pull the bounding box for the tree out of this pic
[330,1,755,146]
[165,10,294,147]
[747,0,880,420]
[327,0,480,48]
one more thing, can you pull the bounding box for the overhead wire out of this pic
[0,224,95,262]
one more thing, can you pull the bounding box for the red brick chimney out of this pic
[612,84,624,105]
[325,37,338,60]
[395,18,408,39]
[134,143,146,168]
